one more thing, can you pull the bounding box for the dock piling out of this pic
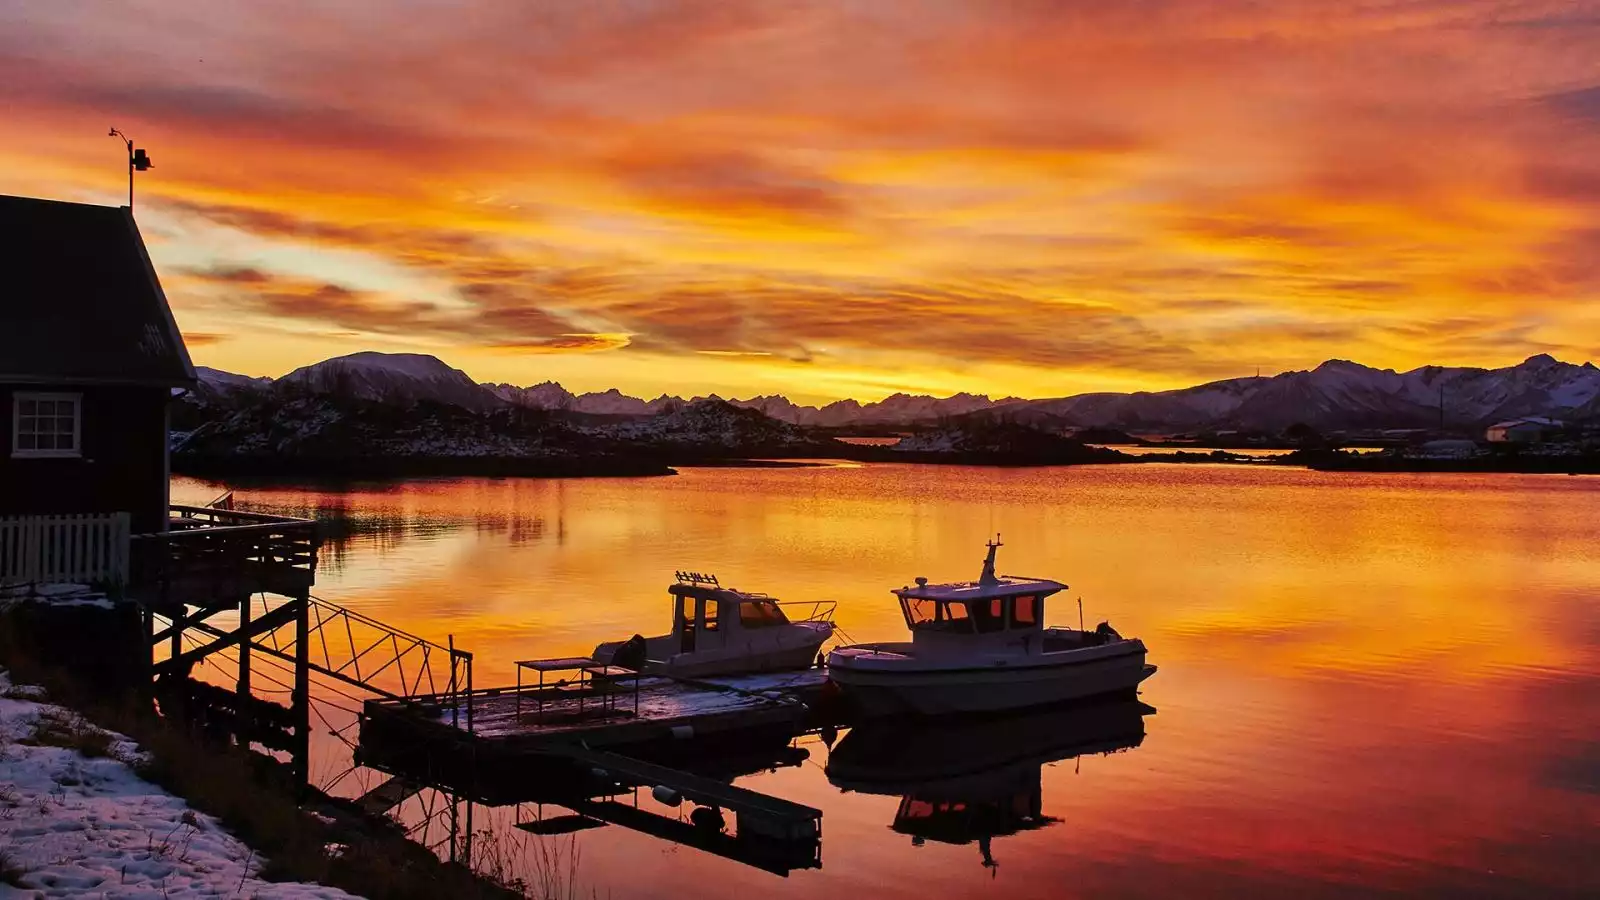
[236,592,251,699]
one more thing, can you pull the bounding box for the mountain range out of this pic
[482,379,1016,426]
[191,351,1600,434]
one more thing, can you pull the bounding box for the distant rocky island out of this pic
[171,351,1600,478]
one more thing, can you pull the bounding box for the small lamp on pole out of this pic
[108,127,153,212]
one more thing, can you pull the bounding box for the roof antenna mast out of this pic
[107,128,153,213]
[980,533,1002,586]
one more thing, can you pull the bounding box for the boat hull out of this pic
[594,625,831,679]
[829,646,1154,717]
[661,640,826,678]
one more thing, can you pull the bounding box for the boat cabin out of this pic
[669,571,801,654]
[595,571,834,676]
[895,545,1064,638]
[896,582,1061,636]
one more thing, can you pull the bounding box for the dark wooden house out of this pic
[0,194,196,536]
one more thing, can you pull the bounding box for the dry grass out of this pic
[23,708,118,759]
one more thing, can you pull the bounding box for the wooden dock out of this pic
[355,665,830,875]
[356,667,827,803]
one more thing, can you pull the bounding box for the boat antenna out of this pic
[980,534,1002,586]
[1078,596,1084,632]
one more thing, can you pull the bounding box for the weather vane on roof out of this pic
[107,127,152,213]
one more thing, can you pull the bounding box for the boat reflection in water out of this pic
[825,699,1152,871]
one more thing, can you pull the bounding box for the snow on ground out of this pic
[0,670,359,899]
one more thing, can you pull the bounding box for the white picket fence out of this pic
[0,513,131,588]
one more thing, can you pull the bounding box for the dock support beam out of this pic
[141,606,154,685]
[169,605,183,666]
[237,593,251,700]
[292,591,310,792]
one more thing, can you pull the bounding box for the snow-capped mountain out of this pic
[811,392,1021,426]
[191,351,1600,433]
[1387,354,1600,423]
[480,376,1018,426]
[1014,355,1600,431]
[1025,377,1266,430]
[730,394,816,424]
[573,389,665,416]
[279,352,504,412]
[487,380,576,409]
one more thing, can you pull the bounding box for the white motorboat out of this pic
[826,538,1155,716]
[594,572,836,678]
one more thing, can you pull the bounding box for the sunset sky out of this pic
[5,0,1600,403]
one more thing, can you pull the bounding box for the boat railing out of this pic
[775,598,837,624]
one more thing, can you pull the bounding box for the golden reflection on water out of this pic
[172,465,1600,898]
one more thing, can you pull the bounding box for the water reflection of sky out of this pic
[172,465,1600,898]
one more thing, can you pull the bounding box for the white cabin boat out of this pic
[827,539,1155,716]
[594,572,836,678]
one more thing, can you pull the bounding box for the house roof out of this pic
[0,195,195,387]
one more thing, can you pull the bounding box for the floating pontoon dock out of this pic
[356,661,832,794]
[354,659,831,876]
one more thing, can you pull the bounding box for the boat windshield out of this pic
[739,599,791,628]
[902,597,974,633]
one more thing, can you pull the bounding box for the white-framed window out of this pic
[12,392,82,458]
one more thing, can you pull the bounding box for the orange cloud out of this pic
[3,1,1599,399]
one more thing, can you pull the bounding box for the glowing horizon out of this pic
[5,1,1599,404]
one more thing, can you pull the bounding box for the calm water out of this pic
[171,463,1600,899]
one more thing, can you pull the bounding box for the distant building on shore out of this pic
[1485,417,1564,444]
